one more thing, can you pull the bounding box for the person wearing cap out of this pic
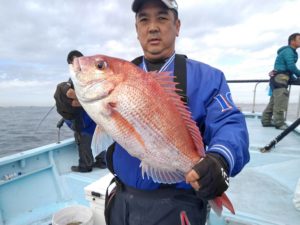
[261,33,300,130]
[105,1,250,224]
[54,50,107,172]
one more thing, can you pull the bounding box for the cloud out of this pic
[0,79,51,89]
[0,0,300,106]
[0,72,8,79]
[177,0,300,80]
[0,79,57,107]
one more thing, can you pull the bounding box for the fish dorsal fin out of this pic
[149,71,204,156]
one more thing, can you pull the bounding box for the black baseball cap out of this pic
[132,0,178,13]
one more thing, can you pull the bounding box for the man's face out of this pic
[293,35,300,48]
[135,1,180,61]
[71,56,78,65]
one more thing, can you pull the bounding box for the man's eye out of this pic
[96,61,107,70]
[139,17,148,22]
[158,17,167,20]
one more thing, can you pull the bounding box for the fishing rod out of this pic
[34,104,56,133]
[260,117,300,153]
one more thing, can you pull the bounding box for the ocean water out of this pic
[0,106,73,157]
[0,102,298,158]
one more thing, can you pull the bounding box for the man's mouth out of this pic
[148,38,161,45]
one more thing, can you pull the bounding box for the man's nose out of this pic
[148,21,159,33]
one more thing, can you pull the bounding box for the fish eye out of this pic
[96,61,107,70]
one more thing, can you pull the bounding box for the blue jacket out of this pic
[64,109,96,136]
[113,57,250,190]
[274,46,300,78]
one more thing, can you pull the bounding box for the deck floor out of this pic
[65,116,300,224]
[226,116,300,224]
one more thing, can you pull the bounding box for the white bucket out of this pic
[52,205,94,225]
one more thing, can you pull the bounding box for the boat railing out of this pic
[53,79,300,143]
[227,79,269,114]
[227,79,300,120]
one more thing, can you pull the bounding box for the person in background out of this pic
[104,1,250,225]
[261,33,300,130]
[54,50,107,172]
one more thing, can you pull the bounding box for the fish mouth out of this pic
[72,58,82,73]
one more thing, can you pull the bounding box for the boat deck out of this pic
[1,115,300,225]
[63,115,300,224]
[210,115,300,225]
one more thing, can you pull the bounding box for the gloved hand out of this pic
[185,152,229,200]
[54,81,81,120]
[66,88,81,107]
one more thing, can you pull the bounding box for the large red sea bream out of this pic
[70,54,235,215]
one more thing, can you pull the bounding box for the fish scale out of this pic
[113,82,191,173]
[75,56,202,182]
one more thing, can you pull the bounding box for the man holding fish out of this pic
[70,0,250,224]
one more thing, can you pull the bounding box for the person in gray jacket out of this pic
[261,33,300,130]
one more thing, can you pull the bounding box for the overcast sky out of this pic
[1,0,300,106]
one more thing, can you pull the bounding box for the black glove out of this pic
[193,152,229,200]
[54,81,81,120]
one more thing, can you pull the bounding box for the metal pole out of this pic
[285,85,291,121]
[297,91,300,118]
[252,82,260,113]
[57,129,61,144]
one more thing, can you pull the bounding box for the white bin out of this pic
[52,205,93,225]
[84,173,114,225]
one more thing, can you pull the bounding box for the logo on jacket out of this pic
[214,92,233,112]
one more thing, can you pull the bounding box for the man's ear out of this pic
[135,23,140,40]
[176,19,181,37]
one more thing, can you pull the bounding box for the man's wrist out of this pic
[207,144,234,175]
[206,152,229,174]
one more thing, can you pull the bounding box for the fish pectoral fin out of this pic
[140,161,185,184]
[111,111,146,149]
[91,125,114,157]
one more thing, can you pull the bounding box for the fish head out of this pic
[70,55,133,102]
[70,55,115,102]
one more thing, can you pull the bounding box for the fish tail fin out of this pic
[208,193,235,216]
